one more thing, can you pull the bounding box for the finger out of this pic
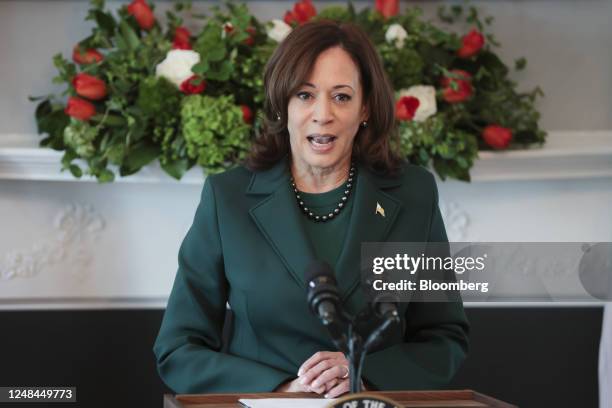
[298,351,341,376]
[295,378,312,393]
[310,377,338,395]
[325,379,350,399]
[325,378,339,392]
[300,358,335,387]
[310,365,347,390]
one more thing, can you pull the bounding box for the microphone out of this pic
[304,261,342,325]
[361,293,401,354]
[304,261,348,352]
[371,292,400,322]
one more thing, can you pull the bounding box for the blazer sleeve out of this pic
[153,177,294,393]
[361,172,470,390]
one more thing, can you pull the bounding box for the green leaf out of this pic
[456,156,469,168]
[106,143,125,165]
[90,0,105,10]
[119,20,140,50]
[207,46,226,62]
[35,100,70,149]
[451,5,463,16]
[121,143,160,175]
[347,1,356,19]
[161,158,190,180]
[35,99,52,123]
[98,168,115,183]
[61,150,77,168]
[515,57,527,71]
[192,60,210,74]
[94,10,116,35]
[173,0,192,13]
[69,164,83,178]
[91,113,127,127]
[485,33,501,47]
[28,95,51,102]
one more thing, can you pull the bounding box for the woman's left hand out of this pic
[297,351,350,398]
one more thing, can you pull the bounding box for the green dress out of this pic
[298,182,354,269]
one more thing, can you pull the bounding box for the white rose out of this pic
[398,85,437,122]
[221,22,234,39]
[385,23,408,49]
[267,19,292,43]
[155,49,201,88]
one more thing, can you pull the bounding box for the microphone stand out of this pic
[305,262,400,394]
[346,308,400,393]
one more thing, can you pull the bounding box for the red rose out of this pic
[241,105,254,124]
[395,96,420,121]
[243,26,257,46]
[458,29,485,58]
[172,26,191,50]
[283,11,298,25]
[72,73,107,101]
[179,75,206,95]
[375,0,399,19]
[65,97,96,121]
[72,45,103,65]
[284,0,316,25]
[127,0,155,31]
[440,69,473,103]
[482,125,512,149]
[294,0,316,22]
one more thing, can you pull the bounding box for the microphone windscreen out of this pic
[304,260,336,284]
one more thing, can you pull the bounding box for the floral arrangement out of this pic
[31,0,545,182]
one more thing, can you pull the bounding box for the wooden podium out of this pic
[164,390,517,407]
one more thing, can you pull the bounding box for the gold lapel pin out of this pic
[375,202,385,217]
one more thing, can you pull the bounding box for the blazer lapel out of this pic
[247,158,404,298]
[334,164,403,300]
[248,158,316,289]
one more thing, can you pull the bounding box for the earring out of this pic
[361,120,368,128]
[276,112,281,121]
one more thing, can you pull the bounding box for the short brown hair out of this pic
[246,19,403,175]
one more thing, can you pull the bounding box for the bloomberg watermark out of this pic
[361,242,612,302]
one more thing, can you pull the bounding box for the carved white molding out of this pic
[0,203,105,281]
[0,131,611,183]
[439,200,471,242]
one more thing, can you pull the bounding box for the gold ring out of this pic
[341,365,349,379]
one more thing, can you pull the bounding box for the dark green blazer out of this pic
[153,157,469,393]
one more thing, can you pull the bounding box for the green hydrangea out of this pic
[63,120,99,158]
[380,43,425,90]
[398,115,478,181]
[181,94,250,173]
[137,76,181,119]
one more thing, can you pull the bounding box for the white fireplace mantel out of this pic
[1,131,611,184]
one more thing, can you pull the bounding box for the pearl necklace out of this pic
[290,163,356,223]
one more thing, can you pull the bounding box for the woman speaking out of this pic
[153,19,469,398]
